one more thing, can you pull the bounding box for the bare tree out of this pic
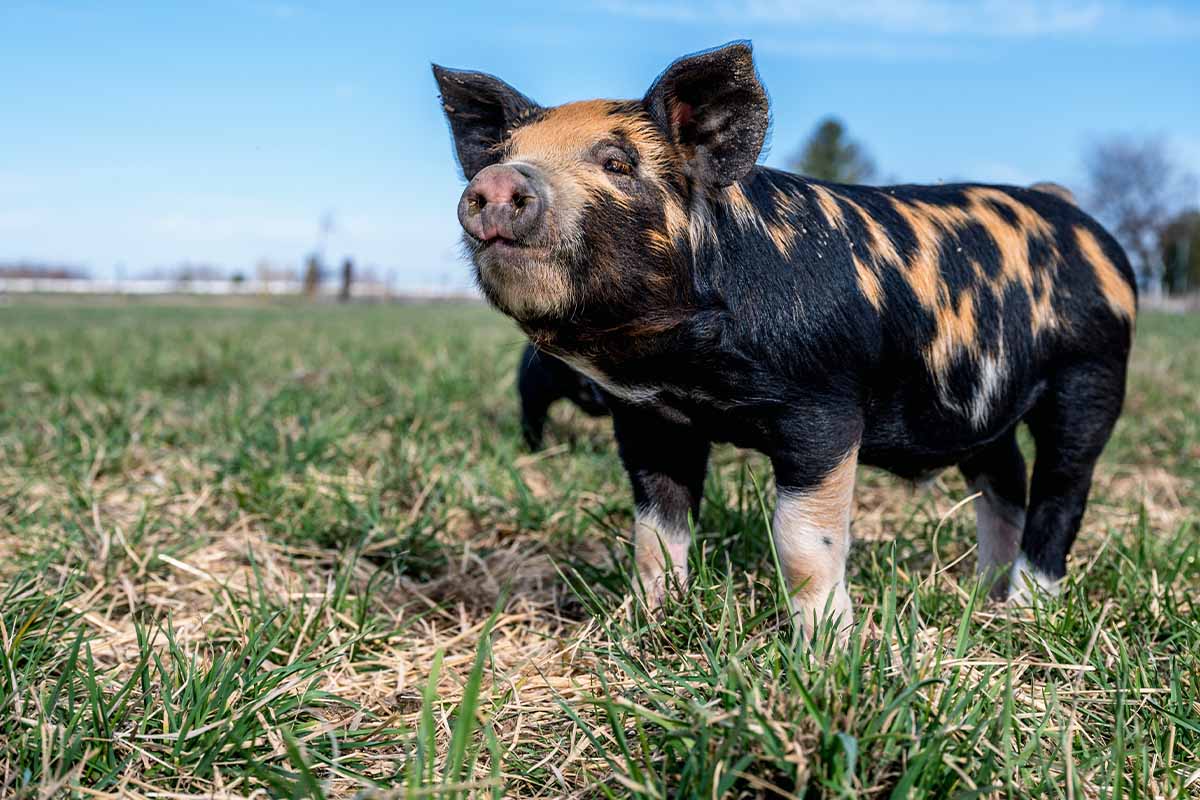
[339,258,354,302]
[1083,136,1197,290]
[317,211,335,262]
[303,253,323,297]
[0,262,87,279]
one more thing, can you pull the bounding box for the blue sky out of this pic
[1,1,1197,288]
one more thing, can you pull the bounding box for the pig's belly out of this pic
[858,377,1046,479]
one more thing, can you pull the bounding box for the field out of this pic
[0,300,1197,798]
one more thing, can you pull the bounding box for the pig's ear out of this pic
[643,41,768,188]
[432,65,541,180]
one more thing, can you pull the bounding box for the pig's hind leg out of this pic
[1010,360,1126,603]
[959,429,1028,599]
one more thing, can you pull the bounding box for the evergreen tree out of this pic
[791,117,877,184]
[1161,210,1200,295]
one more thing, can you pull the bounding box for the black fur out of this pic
[642,41,769,188]
[432,65,541,180]
[571,171,1134,587]
[517,344,608,450]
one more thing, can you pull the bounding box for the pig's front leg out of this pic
[772,416,862,643]
[612,404,710,610]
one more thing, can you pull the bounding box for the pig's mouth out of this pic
[479,236,523,252]
[466,231,575,321]
[466,232,551,263]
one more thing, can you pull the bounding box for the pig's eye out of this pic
[594,142,638,179]
[603,156,634,176]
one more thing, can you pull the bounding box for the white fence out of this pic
[0,278,477,300]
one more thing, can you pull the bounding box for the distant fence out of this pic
[3,278,1194,311]
[0,278,478,301]
[1140,293,1200,313]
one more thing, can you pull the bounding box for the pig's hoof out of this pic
[1006,555,1062,606]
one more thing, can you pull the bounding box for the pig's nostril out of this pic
[459,165,544,242]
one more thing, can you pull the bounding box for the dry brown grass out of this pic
[1,303,1197,797]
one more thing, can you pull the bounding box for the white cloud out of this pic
[260,2,304,21]
[600,0,1200,39]
[742,0,1102,36]
[755,36,964,60]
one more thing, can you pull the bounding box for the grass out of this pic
[0,299,1196,798]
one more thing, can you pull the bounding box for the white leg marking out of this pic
[773,448,858,642]
[970,478,1024,599]
[633,506,690,609]
[1007,552,1062,605]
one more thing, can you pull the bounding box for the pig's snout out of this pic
[458,164,545,244]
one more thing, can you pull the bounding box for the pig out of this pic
[518,343,609,450]
[433,42,1136,640]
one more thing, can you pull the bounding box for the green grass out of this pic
[0,300,1196,798]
